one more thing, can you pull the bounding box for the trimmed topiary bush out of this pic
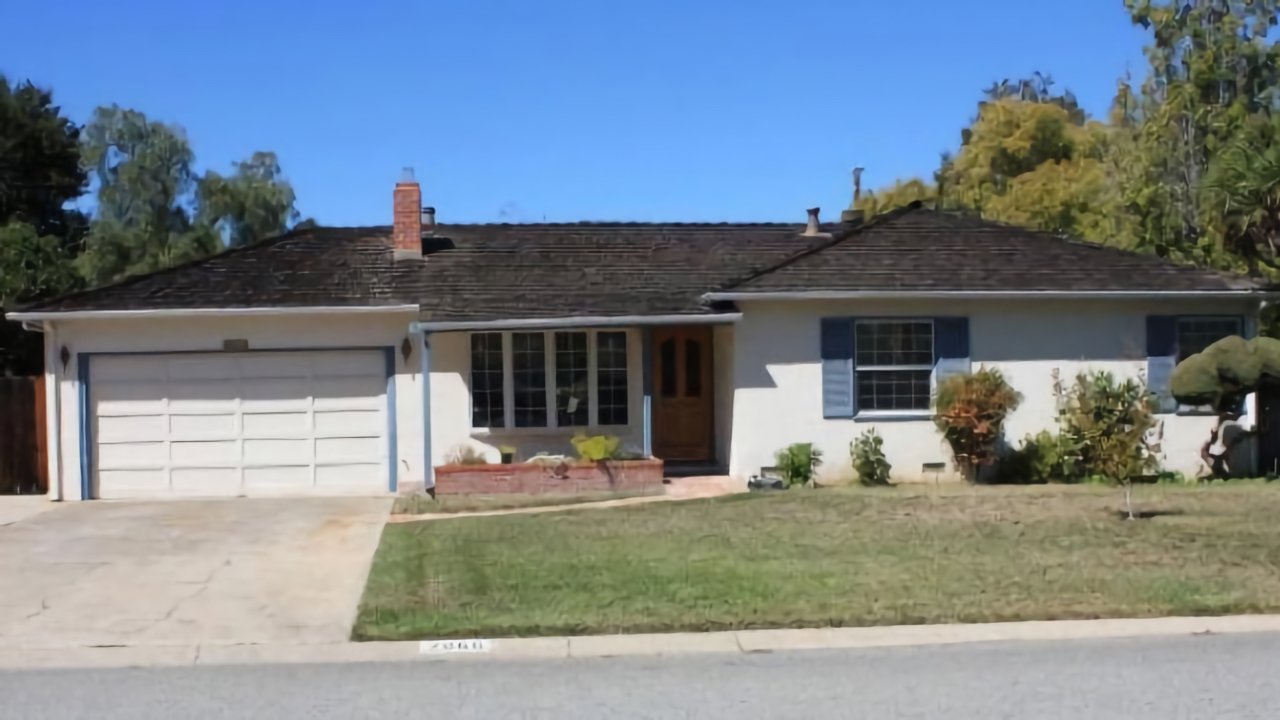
[1170,352,1224,408]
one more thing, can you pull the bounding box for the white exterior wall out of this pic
[426,328,647,464]
[45,311,422,500]
[728,298,1258,484]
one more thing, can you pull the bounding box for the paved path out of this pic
[390,475,742,522]
[0,497,390,648]
[3,633,1278,719]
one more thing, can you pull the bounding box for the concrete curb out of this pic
[3,615,1280,671]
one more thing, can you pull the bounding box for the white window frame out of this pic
[855,318,936,415]
[468,329,631,432]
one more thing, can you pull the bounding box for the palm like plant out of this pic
[1205,138,1280,274]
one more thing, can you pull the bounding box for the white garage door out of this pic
[89,350,391,499]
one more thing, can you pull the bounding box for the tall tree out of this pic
[0,76,86,375]
[77,106,218,284]
[197,151,299,247]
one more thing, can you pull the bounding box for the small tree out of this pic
[1056,371,1158,519]
[934,369,1022,481]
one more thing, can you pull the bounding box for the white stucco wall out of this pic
[728,298,1258,484]
[44,311,422,500]
[427,328,647,465]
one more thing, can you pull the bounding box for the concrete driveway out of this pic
[0,497,391,648]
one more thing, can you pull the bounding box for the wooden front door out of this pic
[652,326,714,462]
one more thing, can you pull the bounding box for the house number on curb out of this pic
[419,639,492,655]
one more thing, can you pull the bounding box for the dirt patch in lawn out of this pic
[356,482,1280,641]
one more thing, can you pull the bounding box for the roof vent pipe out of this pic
[421,206,436,233]
[803,207,822,236]
[853,167,864,204]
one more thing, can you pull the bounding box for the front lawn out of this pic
[354,482,1280,641]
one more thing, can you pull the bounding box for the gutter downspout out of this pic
[409,323,434,492]
[41,322,63,501]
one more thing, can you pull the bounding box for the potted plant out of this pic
[498,445,517,464]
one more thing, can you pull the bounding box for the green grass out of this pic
[355,482,1280,641]
[392,489,655,515]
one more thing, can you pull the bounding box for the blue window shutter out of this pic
[820,317,856,418]
[1146,315,1178,414]
[934,317,971,386]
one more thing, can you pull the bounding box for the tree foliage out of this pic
[1172,335,1280,410]
[856,1,1280,287]
[77,106,301,284]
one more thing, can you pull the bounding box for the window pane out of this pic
[597,331,629,426]
[857,369,932,411]
[1177,317,1242,361]
[660,339,677,398]
[685,339,702,398]
[512,332,547,427]
[855,321,934,366]
[555,332,589,427]
[470,333,505,428]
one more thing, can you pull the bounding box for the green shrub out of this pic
[447,444,490,465]
[1170,352,1223,408]
[775,443,823,487]
[934,368,1023,481]
[997,430,1077,484]
[850,429,891,486]
[1204,335,1261,389]
[1253,336,1280,379]
[571,434,621,461]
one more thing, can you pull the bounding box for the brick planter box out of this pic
[434,459,665,496]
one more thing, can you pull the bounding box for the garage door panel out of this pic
[171,439,238,464]
[92,357,168,382]
[168,357,239,380]
[244,438,312,464]
[313,375,385,401]
[97,469,167,498]
[314,409,382,435]
[316,464,383,487]
[96,414,167,442]
[241,377,312,406]
[242,411,310,436]
[97,441,168,469]
[240,355,311,378]
[91,349,389,499]
[316,437,382,462]
[244,466,312,488]
[171,413,236,437]
[171,468,240,495]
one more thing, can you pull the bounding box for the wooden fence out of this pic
[0,376,47,494]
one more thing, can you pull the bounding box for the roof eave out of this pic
[6,304,421,322]
[702,290,1278,301]
[413,312,742,333]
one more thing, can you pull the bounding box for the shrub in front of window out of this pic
[774,443,823,488]
[1171,334,1273,413]
[850,429,891,486]
[995,430,1078,485]
[571,434,621,462]
[933,368,1022,482]
[447,444,490,466]
[1055,371,1158,519]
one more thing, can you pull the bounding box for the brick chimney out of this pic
[392,168,422,258]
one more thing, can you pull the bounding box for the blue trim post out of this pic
[384,347,398,493]
[641,327,653,458]
[77,353,91,501]
[420,332,434,490]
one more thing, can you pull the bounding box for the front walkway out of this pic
[0,497,390,648]
[389,475,742,523]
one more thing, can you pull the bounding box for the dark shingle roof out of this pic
[20,223,822,319]
[719,207,1262,293]
[19,207,1265,320]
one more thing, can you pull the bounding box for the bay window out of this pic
[469,329,631,429]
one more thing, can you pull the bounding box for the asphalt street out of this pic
[2,633,1278,719]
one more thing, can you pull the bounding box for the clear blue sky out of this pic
[4,0,1150,225]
